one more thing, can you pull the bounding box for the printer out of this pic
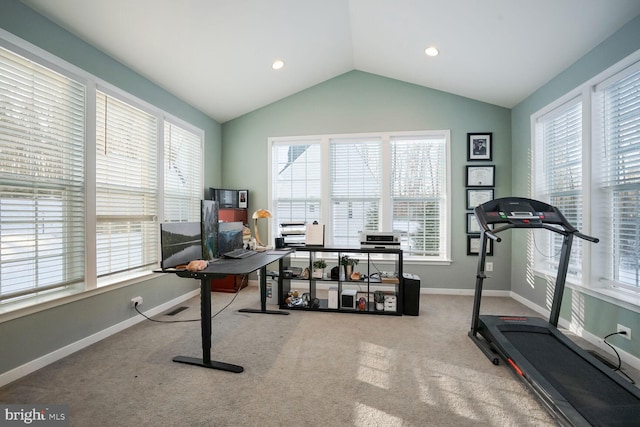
[360,232,401,249]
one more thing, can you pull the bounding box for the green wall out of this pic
[511,15,640,358]
[222,70,512,291]
[0,0,222,377]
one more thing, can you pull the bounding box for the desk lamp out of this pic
[252,209,272,248]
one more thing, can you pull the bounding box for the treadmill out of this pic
[468,197,640,426]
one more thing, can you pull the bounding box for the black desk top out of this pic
[174,249,292,279]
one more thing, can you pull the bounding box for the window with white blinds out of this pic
[271,142,322,224]
[270,131,450,260]
[164,121,203,222]
[391,136,447,257]
[533,100,583,277]
[0,46,86,301]
[330,137,381,247]
[594,64,640,291]
[96,91,158,280]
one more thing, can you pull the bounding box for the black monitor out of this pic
[201,200,219,260]
[159,222,202,270]
[218,222,244,254]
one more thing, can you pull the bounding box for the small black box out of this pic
[403,273,420,316]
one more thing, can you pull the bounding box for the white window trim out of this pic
[531,48,640,309]
[0,28,205,317]
[268,130,451,264]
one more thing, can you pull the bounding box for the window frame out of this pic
[0,29,205,314]
[531,48,640,309]
[268,130,451,263]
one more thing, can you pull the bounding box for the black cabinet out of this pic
[279,247,403,315]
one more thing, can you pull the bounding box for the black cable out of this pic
[134,275,246,323]
[603,331,636,384]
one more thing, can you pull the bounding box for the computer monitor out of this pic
[201,200,219,260]
[218,222,244,254]
[159,222,202,270]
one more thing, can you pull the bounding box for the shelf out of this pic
[278,246,403,316]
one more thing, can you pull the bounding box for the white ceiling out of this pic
[22,0,640,123]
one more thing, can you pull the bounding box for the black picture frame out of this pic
[466,188,494,210]
[466,212,493,234]
[466,165,495,187]
[467,236,494,256]
[467,133,492,161]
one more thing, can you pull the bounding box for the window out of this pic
[163,121,204,222]
[0,45,86,302]
[0,34,204,309]
[270,131,450,260]
[533,54,640,300]
[593,63,640,292]
[96,91,158,280]
[533,100,583,278]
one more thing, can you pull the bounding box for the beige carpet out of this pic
[1,286,636,426]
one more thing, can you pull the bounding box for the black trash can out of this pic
[402,273,420,316]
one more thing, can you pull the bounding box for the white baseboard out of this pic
[0,289,199,388]
[421,288,510,297]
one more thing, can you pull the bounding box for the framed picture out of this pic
[467,133,492,161]
[466,188,494,210]
[466,165,495,187]
[467,236,494,256]
[467,212,493,234]
[238,190,248,209]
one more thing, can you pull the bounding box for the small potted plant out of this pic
[312,259,327,279]
[374,291,385,311]
[340,255,359,279]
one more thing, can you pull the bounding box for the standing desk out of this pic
[173,249,291,373]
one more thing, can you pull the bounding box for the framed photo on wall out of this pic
[466,188,494,210]
[238,190,248,209]
[466,165,495,187]
[467,212,493,234]
[467,236,494,256]
[467,133,492,161]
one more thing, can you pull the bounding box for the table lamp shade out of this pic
[252,209,272,246]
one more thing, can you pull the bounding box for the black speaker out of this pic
[403,273,420,316]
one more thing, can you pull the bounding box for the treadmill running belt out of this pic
[503,330,640,426]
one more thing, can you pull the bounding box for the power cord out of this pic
[603,331,635,384]
[134,275,246,323]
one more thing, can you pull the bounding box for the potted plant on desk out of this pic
[340,255,359,279]
[312,259,327,279]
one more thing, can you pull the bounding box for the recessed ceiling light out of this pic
[424,47,439,57]
[272,59,285,70]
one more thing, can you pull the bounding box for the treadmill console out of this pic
[475,197,567,229]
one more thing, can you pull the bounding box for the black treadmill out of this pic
[468,197,640,426]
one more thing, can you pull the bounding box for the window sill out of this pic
[567,283,640,314]
[0,270,158,324]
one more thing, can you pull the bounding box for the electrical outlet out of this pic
[131,296,143,308]
[617,324,631,340]
[486,262,493,272]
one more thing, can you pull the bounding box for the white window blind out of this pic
[534,100,583,276]
[330,138,381,247]
[595,66,640,290]
[0,46,86,301]
[96,91,158,279]
[391,136,446,257]
[164,121,203,222]
[272,142,322,224]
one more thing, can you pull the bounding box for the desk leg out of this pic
[238,266,289,315]
[173,278,244,373]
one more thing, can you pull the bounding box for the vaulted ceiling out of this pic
[22,0,640,123]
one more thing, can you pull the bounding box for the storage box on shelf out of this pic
[279,247,403,315]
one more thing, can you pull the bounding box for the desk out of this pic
[174,249,291,373]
